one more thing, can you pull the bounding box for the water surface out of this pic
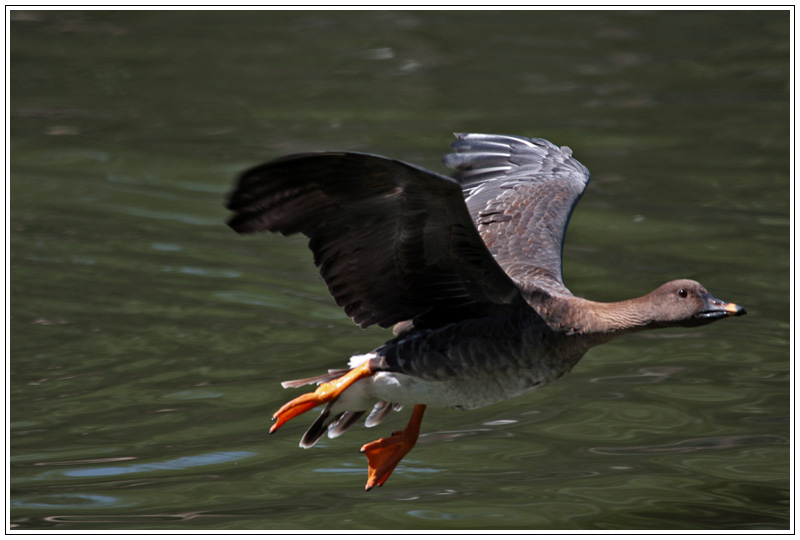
[10,9,790,530]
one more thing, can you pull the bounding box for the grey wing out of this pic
[227,151,528,330]
[443,133,591,297]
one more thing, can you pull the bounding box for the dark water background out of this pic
[9,9,790,530]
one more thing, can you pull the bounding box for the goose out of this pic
[226,133,746,490]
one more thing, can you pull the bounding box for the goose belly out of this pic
[368,370,544,410]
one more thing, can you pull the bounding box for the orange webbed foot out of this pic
[269,361,374,434]
[360,404,426,491]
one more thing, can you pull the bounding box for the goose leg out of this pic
[269,362,374,433]
[360,404,427,491]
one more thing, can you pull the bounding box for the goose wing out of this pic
[443,133,591,297]
[227,151,528,330]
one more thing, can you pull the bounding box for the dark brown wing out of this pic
[443,133,591,297]
[227,151,527,329]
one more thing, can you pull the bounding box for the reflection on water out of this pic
[10,9,789,531]
[47,451,259,479]
[12,494,125,511]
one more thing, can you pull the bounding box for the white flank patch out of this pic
[348,352,376,369]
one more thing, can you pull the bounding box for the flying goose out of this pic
[226,133,745,490]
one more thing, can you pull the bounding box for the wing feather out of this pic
[227,151,527,329]
[443,133,591,297]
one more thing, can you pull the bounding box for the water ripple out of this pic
[589,434,785,456]
[37,451,258,479]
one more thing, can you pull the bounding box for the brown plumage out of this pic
[227,133,746,490]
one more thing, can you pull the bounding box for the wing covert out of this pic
[443,133,591,297]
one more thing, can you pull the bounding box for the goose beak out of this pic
[699,293,747,320]
[722,301,747,316]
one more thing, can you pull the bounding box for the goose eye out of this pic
[678,289,688,298]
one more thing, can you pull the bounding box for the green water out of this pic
[10,9,789,530]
